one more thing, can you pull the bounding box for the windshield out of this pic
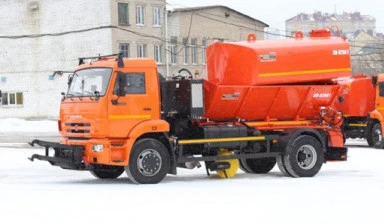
[67,68,112,97]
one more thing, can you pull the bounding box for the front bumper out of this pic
[29,139,87,170]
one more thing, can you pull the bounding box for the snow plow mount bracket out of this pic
[28,139,86,170]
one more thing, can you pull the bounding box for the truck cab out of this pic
[30,55,171,182]
[336,74,384,148]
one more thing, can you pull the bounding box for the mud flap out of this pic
[326,147,347,161]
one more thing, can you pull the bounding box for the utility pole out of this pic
[165,7,169,77]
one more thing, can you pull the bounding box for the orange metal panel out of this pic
[204,82,341,121]
[335,75,376,117]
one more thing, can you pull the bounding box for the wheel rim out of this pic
[296,145,317,170]
[137,149,162,177]
[373,128,382,145]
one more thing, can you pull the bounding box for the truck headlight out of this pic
[92,144,104,152]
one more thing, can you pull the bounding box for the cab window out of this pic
[114,72,146,95]
[379,82,384,97]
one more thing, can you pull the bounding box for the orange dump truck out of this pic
[335,74,384,148]
[30,29,349,184]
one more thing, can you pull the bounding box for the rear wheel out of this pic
[240,157,276,174]
[371,123,384,149]
[90,166,125,179]
[276,155,292,177]
[283,135,323,178]
[125,138,170,184]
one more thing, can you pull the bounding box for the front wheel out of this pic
[125,138,170,184]
[90,166,125,179]
[371,123,384,149]
[283,135,324,178]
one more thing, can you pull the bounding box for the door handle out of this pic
[143,107,152,111]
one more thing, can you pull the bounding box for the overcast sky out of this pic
[167,0,384,33]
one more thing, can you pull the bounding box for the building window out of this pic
[153,7,161,27]
[191,38,197,64]
[154,44,162,64]
[170,37,177,64]
[136,5,145,25]
[118,3,129,25]
[1,92,23,106]
[137,44,147,58]
[119,43,130,58]
[183,38,189,64]
[202,39,207,64]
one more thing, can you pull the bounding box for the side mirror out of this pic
[68,75,74,86]
[116,72,126,97]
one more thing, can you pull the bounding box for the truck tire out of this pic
[239,158,276,174]
[371,123,384,149]
[90,166,125,179]
[366,122,374,147]
[367,134,374,147]
[283,135,323,178]
[276,155,293,177]
[125,138,170,184]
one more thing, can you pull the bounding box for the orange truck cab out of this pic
[335,74,384,148]
[30,29,349,184]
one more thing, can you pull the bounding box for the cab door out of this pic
[108,69,160,138]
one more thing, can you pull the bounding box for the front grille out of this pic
[67,129,90,133]
[65,123,91,127]
[65,122,91,134]
[68,137,91,141]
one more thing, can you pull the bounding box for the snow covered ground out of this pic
[0,119,383,224]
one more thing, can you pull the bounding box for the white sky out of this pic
[167,0,384,33]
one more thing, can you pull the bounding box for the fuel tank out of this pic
[206,29,351,86]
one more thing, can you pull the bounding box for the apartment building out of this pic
[286,11,376,37]
[0,0,166,118]
[112,0,166,73]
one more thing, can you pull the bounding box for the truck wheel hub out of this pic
[296,145,317,170]
[137,149,162,176]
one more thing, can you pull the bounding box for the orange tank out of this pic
[206,29,351,85]
[203,29,349,121]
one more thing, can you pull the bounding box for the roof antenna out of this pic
[117,52,124,68]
